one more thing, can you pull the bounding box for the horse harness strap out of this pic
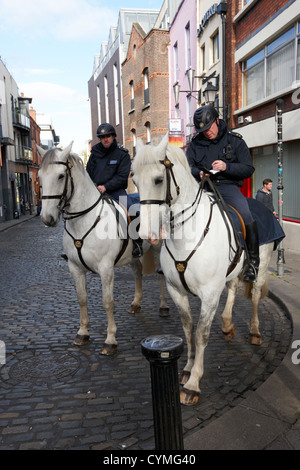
[164,197,214,296]
[42,160,74,211]
[139,155,180,207]
[43,159,129,272]
[64,196,129,272]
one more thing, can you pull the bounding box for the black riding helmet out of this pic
[193,105,219,132]
[97,123,116,138]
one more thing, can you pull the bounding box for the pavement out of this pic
[0,213,299,451]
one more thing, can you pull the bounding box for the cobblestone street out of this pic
[0,216,292,450]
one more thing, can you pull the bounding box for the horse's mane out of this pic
[134,139,192,176]
[40,148,85,174]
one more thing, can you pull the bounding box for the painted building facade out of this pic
[230,0,300,249]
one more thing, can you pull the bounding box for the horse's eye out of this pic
[58,174,65,180]
[154,177,163,185]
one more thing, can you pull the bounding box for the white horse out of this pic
[132,134,274,406]
[37,142,169,355]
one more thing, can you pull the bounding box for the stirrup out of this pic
[242,263,257,283]
[132,242,143,258]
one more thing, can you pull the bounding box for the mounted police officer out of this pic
[186,105,259,282]
[86,123,143,258]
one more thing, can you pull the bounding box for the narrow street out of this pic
[0,216,292,450]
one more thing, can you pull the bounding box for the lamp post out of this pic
[276,98,285,275]
[203,81,219,105]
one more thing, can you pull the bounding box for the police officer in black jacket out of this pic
[186,105,259,282]
[86,123,143,258]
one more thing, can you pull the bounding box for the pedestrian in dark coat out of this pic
[256,179,276,216]
[186,105,259,282]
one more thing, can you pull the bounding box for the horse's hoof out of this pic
[159,307,170,317]
[179,370,190,385]
[128,304,141,314]
[249,333,262,345]
[180,387,200,406]
[73,334,90,346]
[100,343,117,355]
[222,326,236,341]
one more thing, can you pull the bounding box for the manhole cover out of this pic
[8,353,79,382]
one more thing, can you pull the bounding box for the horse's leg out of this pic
[128,259,143,314]
[248,282,262,345]
[221,277,239,340]
[68,264,90,346]
[100,266,117,355]
[166,285,194,383]
[181,291,221,406]
[248,244,272,345]
[158,273,170,317]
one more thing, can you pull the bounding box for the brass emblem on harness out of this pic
[74,240,82,248]
[176,262,186,273]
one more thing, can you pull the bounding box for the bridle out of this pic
[41,159,102,219]
[139,155,180,207]
[41,160,75,213]
[139,154,203,231]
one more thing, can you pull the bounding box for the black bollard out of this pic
[141,334,184,450]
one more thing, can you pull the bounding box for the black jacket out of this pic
[86,140,131,192]
[255,188,275,213]
[186,119,254,185]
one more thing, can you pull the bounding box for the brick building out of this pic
[122,24,170,156]
[88,9,160,149]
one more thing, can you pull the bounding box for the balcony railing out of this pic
[15,145,33,161]
[12,110,30,130]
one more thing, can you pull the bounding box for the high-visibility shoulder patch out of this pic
[229,131,243,139]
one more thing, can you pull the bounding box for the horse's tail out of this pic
[141,249,156,275]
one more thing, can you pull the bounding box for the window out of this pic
[113,64,120,126]
[200,44,205,73]
[186,95,192,137]
[104,75,109,122]
[212,31,219,64]
[173,42,179,83]
[297,23,300,80]
[243,25,299,106]
[185,22,191,71]
[130,80,134,110]
[145,122,151,144]
[131,129,136,157]
[143,68,150,106]
[97,85,101,125]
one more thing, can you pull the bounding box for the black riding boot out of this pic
[132,237,143,258]
[243,220,260,282]
[130,214,143,258]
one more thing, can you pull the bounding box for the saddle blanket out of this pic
[227,197,285,250]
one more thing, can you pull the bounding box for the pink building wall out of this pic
[169,0,198,148]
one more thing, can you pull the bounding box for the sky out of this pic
[0,0,163,154]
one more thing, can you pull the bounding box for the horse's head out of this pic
[37,142,74,227]
[133,134,181,243]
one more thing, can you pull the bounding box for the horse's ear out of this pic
[157,133,169,156]
[60,141,74,160]
[136,138,144,154]
[35,143,47,158]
